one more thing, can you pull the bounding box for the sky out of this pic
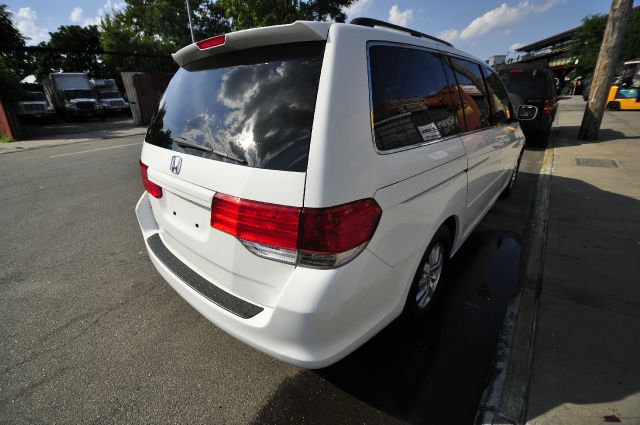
[4,0,633,60]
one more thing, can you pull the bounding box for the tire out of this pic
[402,226,452,321]
[501,149,524,199]
[607,101,620,111]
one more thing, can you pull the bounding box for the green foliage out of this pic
[0,5,27,102]
[98,0,354,73]
[0,133,14,143]
[570,8,640,76]
[217,0,352,31]
[5,0,357,85]
[99,0,230,74]
[34,25,110,81]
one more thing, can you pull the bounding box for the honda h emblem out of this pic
[170,156,182,175]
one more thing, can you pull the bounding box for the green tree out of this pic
[217,0,353,31]
[0,4,29,102]
[100,0,230,74]
[34,25,109,81]
[570,7,640,76]
[99,0,355,74]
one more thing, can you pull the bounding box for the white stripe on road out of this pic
[50,142,141,158]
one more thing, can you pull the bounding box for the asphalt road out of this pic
[0,135,543,424]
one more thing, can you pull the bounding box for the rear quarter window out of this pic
[146,42,325,172]
[368,45,462,151]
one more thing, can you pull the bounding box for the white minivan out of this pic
[136,18,526,368]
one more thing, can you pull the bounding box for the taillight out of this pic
[140,161,163,198]
[543,98,555,116]
[211,194,300,250]
[210,194,382,269]
[196,34,226,49]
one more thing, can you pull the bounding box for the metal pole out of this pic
[185,0,195,43]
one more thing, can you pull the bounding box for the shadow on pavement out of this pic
[525,174,640,423]
[19,116,139,141]
[553,124,636,147]
[250,230,522,425]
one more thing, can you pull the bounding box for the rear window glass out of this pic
[146,42,325,172]
[498,68,550,96]
[369,45,461,151]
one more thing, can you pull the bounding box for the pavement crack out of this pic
[2,284,157,375]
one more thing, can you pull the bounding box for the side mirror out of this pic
[517,105,538,120]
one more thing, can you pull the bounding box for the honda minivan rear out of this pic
[136,20,524,368]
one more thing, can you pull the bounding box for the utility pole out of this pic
[578,0,633,140]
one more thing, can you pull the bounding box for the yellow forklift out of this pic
[606,60,640,111]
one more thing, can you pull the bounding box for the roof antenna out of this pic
[185,0,195,43]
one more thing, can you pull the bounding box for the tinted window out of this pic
[484,67,512,125]
[369,45,461,151]
[450,58,492,130]
[146,42,325,172]
[497,68,551,96]
[440,57,470,132]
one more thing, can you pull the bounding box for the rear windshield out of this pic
[498,68,551,96]
[146,42,325,172]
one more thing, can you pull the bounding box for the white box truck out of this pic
[90,79,130,115]
[42,73,105,120]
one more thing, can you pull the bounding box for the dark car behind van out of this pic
[498,63,557,147]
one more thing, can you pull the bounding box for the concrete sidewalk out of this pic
[0,124,146,155]
[526,97,640,423]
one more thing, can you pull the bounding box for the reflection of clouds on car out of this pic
[146,44,323,172]
[214,58,320,170]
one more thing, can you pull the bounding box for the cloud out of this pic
[438,0,561,43]
[388,4,413,27]
[70,0,126,27]
[509,42,525,51]
[344,0,373,19]
[69,7,84,22]
[438,29,459,43]
[14,7,49,44]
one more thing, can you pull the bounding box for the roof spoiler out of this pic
[172,21,331,67]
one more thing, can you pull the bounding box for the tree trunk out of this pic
[578,0,634,140]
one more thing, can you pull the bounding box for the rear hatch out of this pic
[498,67,554,119]
[141,24,328,307]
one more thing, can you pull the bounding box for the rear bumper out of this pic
[135,193,409,368]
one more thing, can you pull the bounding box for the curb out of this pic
[475,145,555,425]
[0,128,147,156]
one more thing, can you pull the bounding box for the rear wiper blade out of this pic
[174,137,212,152]
[173,137,248,165]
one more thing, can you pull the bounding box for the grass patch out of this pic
[0,134,13,143]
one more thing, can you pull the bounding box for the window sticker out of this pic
[417,122,442,142]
